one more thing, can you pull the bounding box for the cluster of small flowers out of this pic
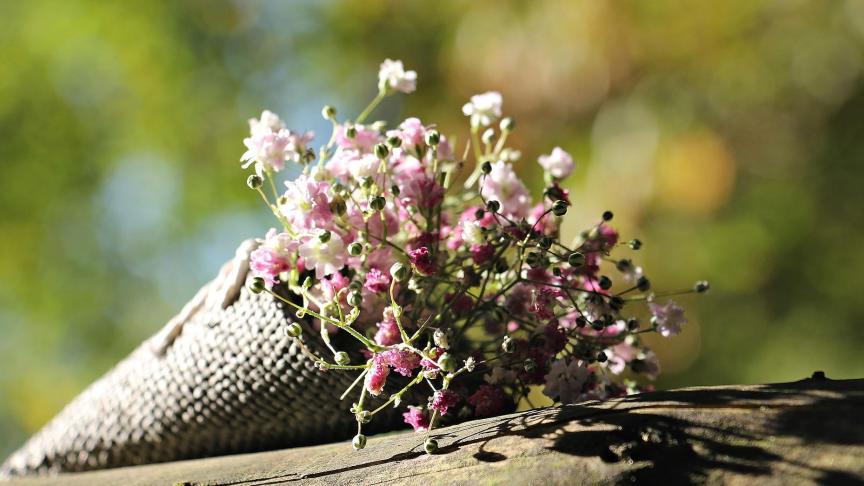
[240,59,707,453]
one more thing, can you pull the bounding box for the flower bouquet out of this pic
[241,59,708,453]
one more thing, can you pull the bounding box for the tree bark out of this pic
[7,374,863,485]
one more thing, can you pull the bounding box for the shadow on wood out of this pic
[7,374,864,485]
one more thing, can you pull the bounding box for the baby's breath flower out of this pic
[378,59,417,94]
[462,91,503,127]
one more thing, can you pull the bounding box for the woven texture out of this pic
[1,282,387,477]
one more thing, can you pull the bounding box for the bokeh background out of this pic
[2,0,864,457]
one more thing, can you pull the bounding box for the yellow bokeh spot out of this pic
[655,131,736,213]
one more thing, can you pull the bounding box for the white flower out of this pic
[479,160,532,219]
[348,153,381,181]
[249,110,285,135]
[649,300,687,337]
[378,59,417,94]
[543,359,590,404]
[299,232,347,279]
[460,219,484,246]
[537,147,575,179]
[462,91,503,127]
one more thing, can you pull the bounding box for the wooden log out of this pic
[6,374,863,485]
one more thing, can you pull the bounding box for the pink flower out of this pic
[470,243,495,265]
[537,147,575,179]
[380,348,421,377]
[387,118,426,152]
[399,175,444,209]
[543,359,590,404]
[364,357,390,396]
[468,385,507,417]
[335,124,381,151]
[420,347,444,376]
[299,232,347,279]
[374,311,401,346]
[364,268,391,294]
[649,300,687,337]
[378,59,417,94]
[430,389,460,416]
[479,161,532,219]
[241,110,313,173]
[408,246,436,276]
[402,406,430,432]
[280,175,333,230]
[250,228,296,287]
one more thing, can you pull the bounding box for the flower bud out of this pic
[348,291,363,308]
[334,351,350,366]
[616,259,633,273]
[596,351,608,363]
[575,316,587,328]
[464,356,476,372]
[425,129,440,146]
[246,174,263,190]
[286,322,302,338]
[552,200,568,216]
[321,105,336,120]
[629,239,643,250]
[637,276,651,292]
[502,335,515,353]
[538,237,552,250]
[374,143,390,160]
[481,161,492,174]
[352,433,367,450]
[386,135,402,148]
[346,125,357,139]
[627,318,640,331]
[567,252,585,267]
[602,210,614,221]
[348,242,363,256]
[500,117,515,132]
[249,277,266,294]
[330,196,347,217]
[438,353,456,372]
[486,200,500,213]
[424,437,438,454]
[523,358,537,373]
[390,262,409,282]
[599,275,612,290]
[318,230,332,243]
[370,196,386,211]
[303,148,316,164]
[390,184,400,197]
[695,280,711,293]
[481,128,495,144]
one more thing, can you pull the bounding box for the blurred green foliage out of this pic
[2,0,864,457]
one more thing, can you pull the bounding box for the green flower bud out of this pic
[695,280,711,293]
[303,148,316,164]
[334,351,350,366]
[538,237,552,250]
[285,322,302,338]
[500,117,515,132]
[249,277,266,294]
[438,353,457,372]
[374,143,390,160]
[348,291,363,308]
[348,242,363,256]
[425,129,440,146]
[330,196,347,217]
[629,239,643,250]
[433,328,451,349]
[481,161,492,174]
[486,200,500,213]
[567,252,585,267]
[352,433,367,450]
[321,105,336,120]
[523,358,537,373]
[318,230,332,243]
[370,196,386,211]
[355,410,371,424]
[387,135,402,148]
[481,128,495,144]
[346,125,357,139]
[627,318,640,331]
[552,200,568,216]
[246,174,263,190]
[637,276,651,292]
[596,351,608,363]
[424,437,439,455]
[602,210,614,221]
[390,184,400,197]
[390,262,409,282]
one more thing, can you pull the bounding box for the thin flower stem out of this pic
[370,374,423,416]
[341,368,370,401]
[356,90,386,124]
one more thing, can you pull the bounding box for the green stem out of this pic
[356,90,386,124]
